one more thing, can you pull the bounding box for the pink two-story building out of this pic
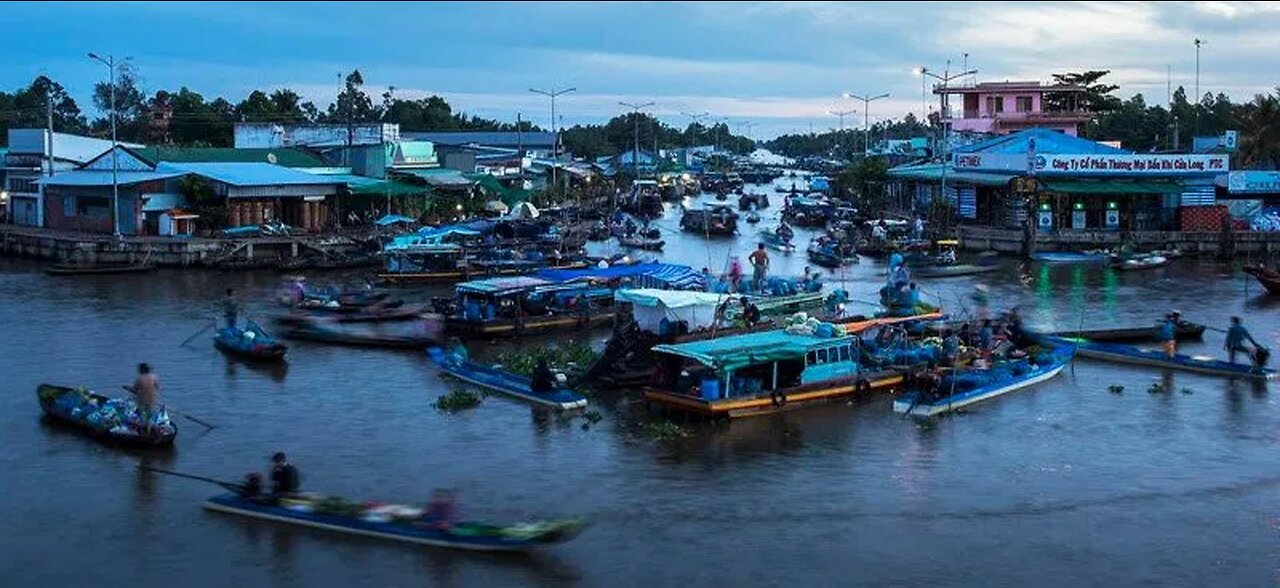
[936,81,1092,137]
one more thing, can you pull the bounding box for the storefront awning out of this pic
[886,163,1016,187]
[1040,179,1183,195]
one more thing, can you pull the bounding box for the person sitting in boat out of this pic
[423,489,457,531]
[448,338,469,363]
[1225,316,1262,365]
[1158,311,1180,359]
[270,452,300,498]
[872,220,888,242]
[938,246,957,265]
[906,282,921,309]
[740,297,762,327]
[979,319,995,358]
[1003,307,1024,341]
[777,221,794,243]
[239,472,264,500]
[531,358,556,393]
[941,329,962,366]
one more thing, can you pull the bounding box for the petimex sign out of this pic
[1227,171,1280,194]
[954,153,1228,176]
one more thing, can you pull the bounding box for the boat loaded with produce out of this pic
[37,384,176,448]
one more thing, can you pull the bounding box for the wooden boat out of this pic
[203,493,585,552]
[745,212,761,224]
[643,329,918,418]
[37,384,176,448]
[446,277,617,338]
[893,340,1076,417]
[427,348,588,410]
[807,240,856,268]
[1050,321,1205,343]
[46,262,154,276]
[1029,251,1108,263]
[680,205,738,236]
[913,264,1000,278]
[759,228,796,252]
[213,323,288,361]
[1033,335,1277,380]
[279,317,444,349]
[278,306,423,324]
[1111,255,1168,271]
[1242,265,1280,295]
[618,236,665,251]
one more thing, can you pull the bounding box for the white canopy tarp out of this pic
[615,288,729,333]
[507,201,540,219]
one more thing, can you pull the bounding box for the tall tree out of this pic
[1236,89,1280,169]
[91,62,147,142]
[0,76,88,141]
[1044,70,1121,113]
[324,70,378,124]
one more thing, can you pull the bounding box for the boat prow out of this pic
[427,347,588,410]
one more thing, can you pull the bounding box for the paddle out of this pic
[180,321,216,347]
[121,386,217,430]
[139,464,243,492]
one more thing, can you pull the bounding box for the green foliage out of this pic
[646,421,691,441]
[832,157,890,208]
[766,114,930,159]
[91,62,148,141]
[178,176,228,231]
[497,342,599,380]
[1044,70,1122,113]
[1108,384,1124,394]
[560,113,754,161]
[323,70,379,124]
[1146,382,1166,394]
[1180,387,1194,395]
[0,76,88,142]
[431,389,483,412]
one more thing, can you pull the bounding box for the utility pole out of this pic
[89,53,125,237]
[619,101,655,176]
[529,87,576,195]
[1194,38,1205,135]
[917,63,977,212]
[843,92,889,156]
[680,111,708,166]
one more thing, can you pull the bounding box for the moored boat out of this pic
[279,316,444,349]
[213,322,288,361]
[1032,334,1277,380]
[1029,251,1109,263]
[913,264,1000,278]
[37,384,176,448]
[618,236,665,251]
[759,226,796,252]
[1242,265,1280,295]
[46,262,155,276]
[1111,254,1168,271]
[893,339,1076,417]
[203,493,585,552]
[680,204,739,236]
[427,347,588,410]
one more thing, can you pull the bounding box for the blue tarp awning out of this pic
[375,214,416,226]
[536,262,703,290]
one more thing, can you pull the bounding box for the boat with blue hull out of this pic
[893,340,1076,417]
[203,493,585,552]
[1033,334,1277,380]
[427,347,587,409]
[213,322,288,361]
[1029,251,1109,263]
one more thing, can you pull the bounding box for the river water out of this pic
[4,174,1280,586]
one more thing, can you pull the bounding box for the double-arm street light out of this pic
[843,91,890,156]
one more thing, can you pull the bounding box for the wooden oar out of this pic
[139,464,242,492]
[121,386,216,430]
[180,321,216,347]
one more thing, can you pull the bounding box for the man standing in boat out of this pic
[1224,316,1262,365]
[223,288,240,330]
[1158,311,1180,358]
[748,243,770,291]
[126,363,160,430]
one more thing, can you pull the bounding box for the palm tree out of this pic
[1237,90,1280,170]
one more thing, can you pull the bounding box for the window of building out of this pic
[985,96,1004,114]
[7,177,38,194]
[1016,96,1033,113]
[76,196,111,218]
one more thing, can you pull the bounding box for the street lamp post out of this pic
[828,109,856,158]
[1194,38,1206,135]
[88,52,127,237]
[529,87,576,196]
[843,92,890,156]
[619,101,655,176]
[915,64,976,215]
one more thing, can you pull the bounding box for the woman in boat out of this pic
[270,452,301,498]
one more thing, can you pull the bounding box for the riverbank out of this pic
[959,225,1280,256]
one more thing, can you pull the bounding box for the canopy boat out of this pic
[214,322,288,361]
[203,493,585,552]
[427,348,588,410]
[1050,321,1205,343]
[279,316,444,349]
[1029,251,1109,263]
[1242,265,1280,295]
[46,262,154,276]
[618,236,665,251]
[643,324,928,418]
[1111,254,1168,271]
[913,264,1000,278]
[377,244,469,284]
[893,338,1076,417]
[738,192,770,210]
[445,277,617,338]
[781,196,831,228]
[37,384,176,448]
[1031,334,1277,380]
[759,227,796,252]
[680,205,739,236]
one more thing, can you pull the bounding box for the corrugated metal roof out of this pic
[39,170,188,187]
[156,162,343,187]
[399,168,475,188]
[953,128,1129,155]
[403,131,556,148]
[126,146,327,168]
[887,163,1016,186]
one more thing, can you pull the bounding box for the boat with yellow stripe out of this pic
[642,317,937,418]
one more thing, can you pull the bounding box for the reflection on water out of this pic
[3,178,1280,585]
